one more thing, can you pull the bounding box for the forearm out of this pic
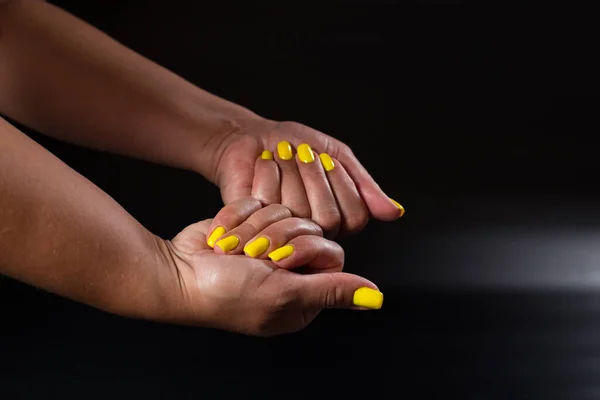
[0,0,259,176]
[0,117,182,320]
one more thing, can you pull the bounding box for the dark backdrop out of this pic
[2,2,600,399]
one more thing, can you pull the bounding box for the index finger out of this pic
[206,197,263,248]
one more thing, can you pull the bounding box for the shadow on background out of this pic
[2,2,600,399]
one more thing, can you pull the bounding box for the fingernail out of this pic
[319,153,335,171]
[277,141,293,160]
[390,198,405,217]
[261,150,273,160]
[268,245,294,261]
[206,226,226,248]
[353,287,384,310]
[243,237,270,258]
[215,235,240,253]
[297,143,315,164]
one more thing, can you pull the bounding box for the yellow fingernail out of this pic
[353,287,384,310]
[277,141,293,160]
[206,226,226,248]
[390,198,405,217]
[243,237,270,258]
[297,143,315,164]
[268,245,294,261]
[261,150,273,160]
[215,235,240,252]
[319,153,335,171]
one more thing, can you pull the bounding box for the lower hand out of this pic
[201,119,404,238]
[163,197,384,336]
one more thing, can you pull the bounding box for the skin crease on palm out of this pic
[0,0,403,336]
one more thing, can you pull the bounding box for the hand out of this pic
[203,119,405,238]
[164,197,384,336]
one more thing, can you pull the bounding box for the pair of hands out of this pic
[162,119,404,336]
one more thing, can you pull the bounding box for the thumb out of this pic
[295,272,384,310]
[338,150,404,222]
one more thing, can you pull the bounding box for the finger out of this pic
[266,235,344,274]
[318,154,369,236]
[213,204,292,255]
[295,144,341,238]
[275,141,311,218]
[242,217,323,259]
[336,148,405,221]
[292,271,383,310]
[251,150,281,205]
[206,197,263,248]
[172,219,214,254]
[216,138,257,204]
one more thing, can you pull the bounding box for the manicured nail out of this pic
[243,237,270,258]
[319,153,335,171]
[390,198,405,217]
[268,245,294,261]
[353,287,384,310]
[297,143,315,164]
[261,150,273,160]
[206,226,226,248]
[277,141,293,160]
[215,235,240,253]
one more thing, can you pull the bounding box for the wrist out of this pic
[136,236,196,324]
[170,90,265,178]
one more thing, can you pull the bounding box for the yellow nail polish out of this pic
[261,150,273,160]
[243,237,270,258]
[319,153,335,171]
[297,144,315,164]
[268,245,294,261]
[206,226,226,248]
[215,235,240,252]
[277,141,293,160]
[353,287,384,310]
[390,198,405,217]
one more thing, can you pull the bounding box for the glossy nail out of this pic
[243,237,270,258]
[215,235,240,253]
[319,153,335,171]
[261,150,274,160]
[268,245,294,261]
[277,141,293,160]
[353,287,384,310]
[390,198,405,217]
[297,144,315,164]
[206,226,226,248]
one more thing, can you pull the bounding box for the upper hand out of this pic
[163,197,383,336]
[204,119,404,238]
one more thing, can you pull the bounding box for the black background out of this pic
[2,2,600,399]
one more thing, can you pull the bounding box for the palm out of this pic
[171,220,319,335]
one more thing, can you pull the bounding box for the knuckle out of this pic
[264,204,293,220]
[330,141,352,159]
[315,208,342,232]
[244,196,264,211]
[290,204,312,219]
[279,120,303,131]
[255,194,275,206]
[233,196,261,210]
[321,274,343,308]
[340,142,353,156]
[288,217,323,236]
[344,209,369,232]
[305,218,324,236]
